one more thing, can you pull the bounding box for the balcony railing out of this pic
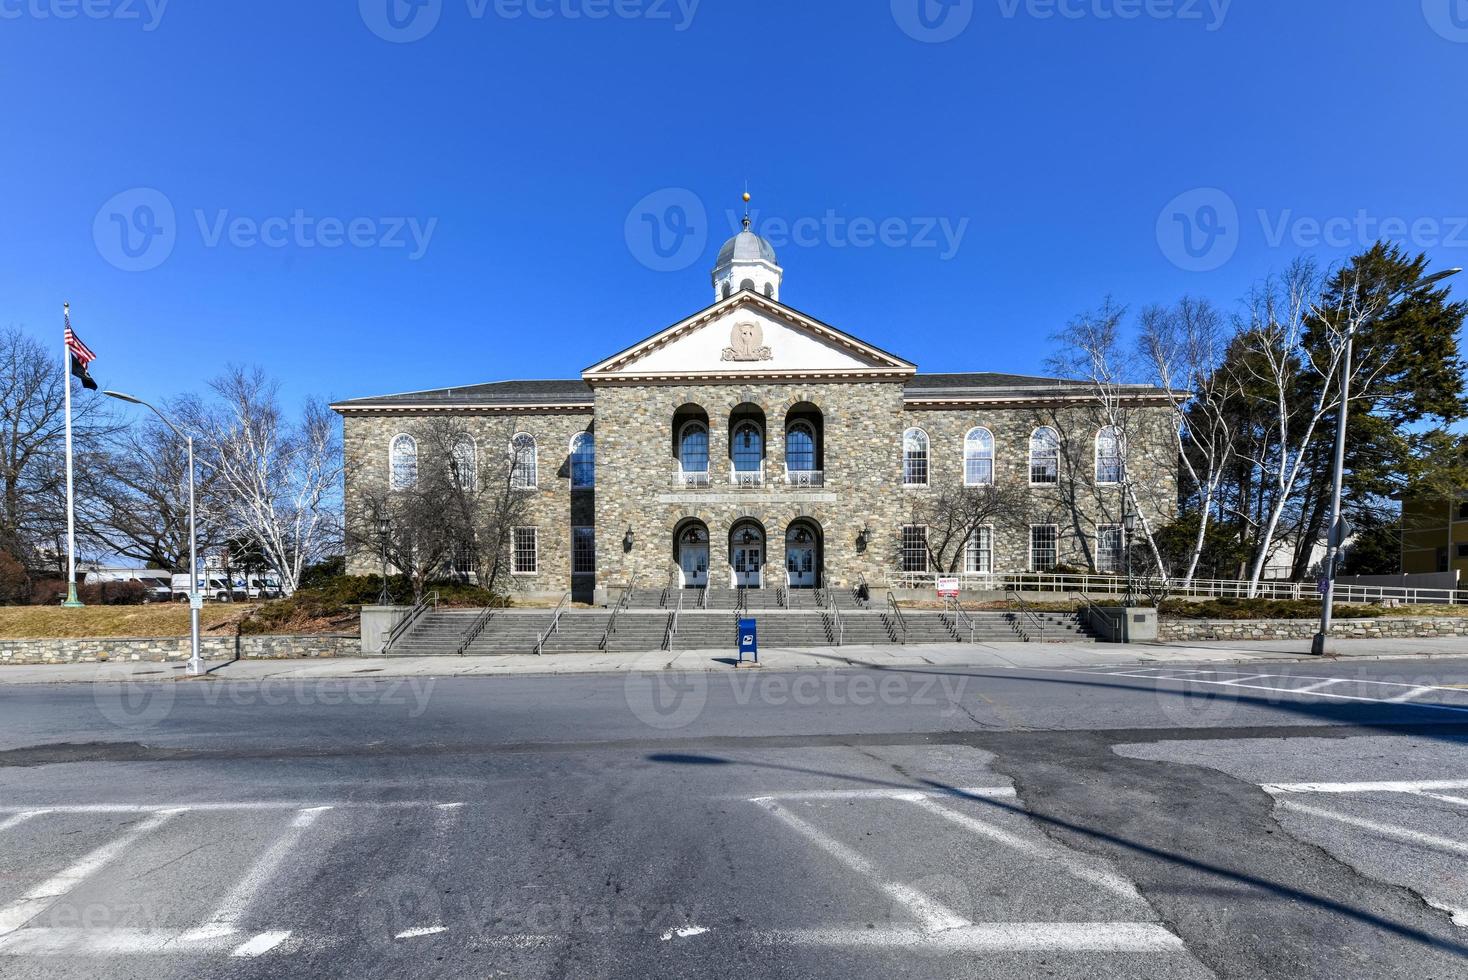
[674,468,710,488]
[784,468,825,488]
[730,466,764,488]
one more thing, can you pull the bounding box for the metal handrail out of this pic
[699,580,710,610]
[829,588,845,646]
[534,591,572,656]
[598,587,631,651]
[384,591,438,653]
[665,589,683,652]
[454,605,496,656]
[945,596,976,643]
[1077,591,1122,639]
[1004,586,1047,642]
[856,571,870,607]
[662,568,677,609]
[885,591,908,644]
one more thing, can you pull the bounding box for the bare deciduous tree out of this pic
[907,483,1031,573]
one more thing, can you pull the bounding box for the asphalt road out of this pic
[2,655,1468,978]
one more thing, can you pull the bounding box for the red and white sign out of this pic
[936,577,961,599]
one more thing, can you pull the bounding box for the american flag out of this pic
[64,314,96,367]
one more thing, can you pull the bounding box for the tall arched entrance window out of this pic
[729,520,766,589]
[784,521,822,589]
[674,521,710,588]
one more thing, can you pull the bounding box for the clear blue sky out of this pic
[2,1,1466,409]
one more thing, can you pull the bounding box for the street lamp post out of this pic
[375,516,392,605]
[1123,508,1137,607]
[1311,267,1460,656]
[104,390,204,678]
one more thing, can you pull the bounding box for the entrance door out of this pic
[732,547,762,588]
[787,545,815,588]
[680,545,708,588]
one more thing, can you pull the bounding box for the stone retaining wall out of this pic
[0,634,358,666]
[1157,617,1468,642]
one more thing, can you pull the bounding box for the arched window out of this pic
[722,282,732,299]
[511,433,538,490]
[732,422,763,472]
[1030,427,1060,484]
[785,422,816,472]
[739,278,756,292]
[964,427,994,486]
[763,283,774,298]
[903,428,929,486]
[679,422,709,473]
[570,432,595,489]
[389,434,417,490]
[451,437,476,492]
[1095,426,1124,485]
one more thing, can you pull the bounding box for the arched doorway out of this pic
[784,521,822,589]
[729,520,766,589]
[674,521,710,588]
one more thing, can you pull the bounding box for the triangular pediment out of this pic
[582,292,915,382]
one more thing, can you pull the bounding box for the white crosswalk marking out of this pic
[0,808,184,936]
[0,811,50,833]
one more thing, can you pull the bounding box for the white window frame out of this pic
[965,525,994,574]
[571,526,596,576]
[963,426,994,487]
[511,433,538,491]
[785,420,817,472]
[678,419,710,474]
[731,420,764,472]
[901,524,929,573]
[1095,426,1124,486]
[512,526,538,576]
[902,427,930,487]
[389,433,418,490]
[570,432,595,489]
[1029,524,1059,572]
[1096,523,1123,573]
[451,436,477,493]
[1029,427,1060,486]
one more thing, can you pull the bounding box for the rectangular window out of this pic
[512,527,538,575]
[572,527,596,575]
[1096,525,1123,573]
[450,541,478,579]
[1030,525,1059,572]
[1096,456,1123,485]
[1457,543,1468,560]
[965,526,993,574]
[901,525,929,573]
[965,457,993,486]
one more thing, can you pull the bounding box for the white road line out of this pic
[747,786,1015,802]
[229,930,291,957]
[904,796,1142,902]
[1279,801,1468,857]
[659,925,710,941]
[762,922,1183,951]
[0,927,233,956]
[1387,686,1438,703]
[1263,778,1468,795]
[1214,674,1276,686]
[0,807,184,936]
[1188,682,1468,715]
[1420,792,1468,807]
[395,925,447,940]
[752,799,969,932]
[188,807,331,938]
[1293,679,1346,693]
[0,801,462,815]
[0,810,50,833]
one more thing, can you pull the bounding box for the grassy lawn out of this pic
[0,604,258,639]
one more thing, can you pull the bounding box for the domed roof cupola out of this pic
[712,193,783,303]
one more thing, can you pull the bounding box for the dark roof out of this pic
[332,379,593,410]
[905,372,1088,391]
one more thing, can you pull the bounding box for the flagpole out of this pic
[62,303,83,607]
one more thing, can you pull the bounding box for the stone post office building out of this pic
[333,221,1178,601]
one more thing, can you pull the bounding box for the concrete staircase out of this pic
[384,599,1099,657]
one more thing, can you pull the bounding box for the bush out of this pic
[1160,597,1381,620]
[81,581,147,605]
[0,550,29,605]
[237,575,507,635]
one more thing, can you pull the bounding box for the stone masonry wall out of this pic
[342,410,595,598]
[1157,617,1468,642]
[0,634,359,666]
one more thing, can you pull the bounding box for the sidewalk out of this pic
[2,637,1466,685]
